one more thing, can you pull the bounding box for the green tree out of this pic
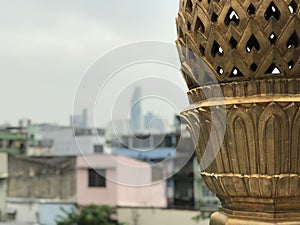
[56,205,126,225]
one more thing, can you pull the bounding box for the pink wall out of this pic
[76,155,167,208]
[116,156,167,208]
[76,155,118,206]
[117,183,167,207]
[76,167,118,206]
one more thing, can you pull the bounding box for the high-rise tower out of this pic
[130,87,142,134]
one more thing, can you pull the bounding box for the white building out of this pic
[27,124,108,156]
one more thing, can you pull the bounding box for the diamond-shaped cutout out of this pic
[186,0,193,12]
[211,12,218,22]
[250,63,258,72]
[225,8,240,26]
[287,31,299,49]
[199,44,205,55]
[229,37,238,49]
[217,66,224,75]
[229,67,243,77]
[288,60,295,70]
[211,41,224,57]
[187,21,191,31]
[269,32,277,44]
[195,17,205,33]
[265,2,281,21]
[289,0,297,13]
[247,3,256,15]
[246,35,260,52]
[265,63,281,74]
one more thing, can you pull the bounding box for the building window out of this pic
[88,169,106,187]
[94,145,104,154]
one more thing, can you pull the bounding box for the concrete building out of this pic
[5,198,75,225]
[3,153,167,224]
[76,155,167,208]
[0,127,26,155]
[109,131,196,209]
[0,153,8,221]
[70,108,88,128]
[27,124,107,156]
[110,133,178,162]
[0,153,75,224]
[7,155,76,200]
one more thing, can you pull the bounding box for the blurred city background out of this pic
[0,1,219,225]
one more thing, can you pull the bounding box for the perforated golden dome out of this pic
[176,0,300,88]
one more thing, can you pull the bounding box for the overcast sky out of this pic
[0,0,188,127]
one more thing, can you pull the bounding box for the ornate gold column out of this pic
[176,0,300,224]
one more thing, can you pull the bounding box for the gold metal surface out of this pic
[177,0,300,86]
[176,0,300,224]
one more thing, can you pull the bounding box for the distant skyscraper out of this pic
[144,112,166,134]
[144,112,155,131]
[82,108,88,128]
[130,87,142,134]
[71,108,88,128]
[19,118,32,128]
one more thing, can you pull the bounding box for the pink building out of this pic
[76,155,167,208]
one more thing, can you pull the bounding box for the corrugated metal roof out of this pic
[0,148,21,154]
[0,133,26,140]
[112,147,176,160]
